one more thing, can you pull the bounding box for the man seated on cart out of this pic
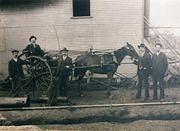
[23,35,44,57]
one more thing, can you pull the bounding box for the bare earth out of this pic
[0,125,41,131]
[2,87,180,130]
[2,121,180,131]
[40,121,180,131]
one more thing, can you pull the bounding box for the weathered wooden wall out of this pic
[0,0,144,75]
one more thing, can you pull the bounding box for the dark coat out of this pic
[8,58,25,79]
[57,56,73,76]
[48,56,73,102]
[23,43,44,57]
[137,52,152,76]
[152,52,168,78]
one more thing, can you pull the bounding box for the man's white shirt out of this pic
[156,52,160,56]
[30,42,36,48]
[13,58,18,62]
[63,55,67,61]
[139,51,145,57]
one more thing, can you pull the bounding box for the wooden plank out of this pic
[0,97,30,108]
[0,101,180,111]
[30,96,68,103]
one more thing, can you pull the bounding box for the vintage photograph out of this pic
[0,0,180,130]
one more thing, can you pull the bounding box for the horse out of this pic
[74,43,139,97]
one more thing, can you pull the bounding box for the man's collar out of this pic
[13,58,18,62]
[139,51,145,57]
[30,42,36,44]
[31,43,36,48]
[156,51,161,56]
[62,55,67,60]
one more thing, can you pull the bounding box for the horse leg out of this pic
[78,79,83,97]
[86,70,92,93]
[107,72,113,98]
[77,72,86,97]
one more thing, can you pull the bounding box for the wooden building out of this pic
[0,0,148,75]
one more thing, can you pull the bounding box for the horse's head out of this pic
[125,42,139,59]
[114,42,139,64]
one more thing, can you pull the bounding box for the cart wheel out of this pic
[27,56,52,96]
[18,54,52,97]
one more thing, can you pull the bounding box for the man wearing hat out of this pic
[8,50,25,96]
[23,35,44,57]
[57,47,73,97]
[136,43,152,100]
[152,41,168,100]
[48,47,73,105]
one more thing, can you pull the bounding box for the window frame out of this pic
[72,0,92,18]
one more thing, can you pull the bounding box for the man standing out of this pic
[8,50,25,96]
[48,48,72,105]
[136,43,151,100]
[152,41,168,100]
[23,35,44,57]
[57,48,73,97]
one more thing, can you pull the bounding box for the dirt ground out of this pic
[40,120,180,131]
[1,87,180,130]
[69,87,180,105]
[2,120,180,131]
[0,125,41,131]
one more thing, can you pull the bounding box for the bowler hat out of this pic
[138,43,146,48]
[29,35,37,42]
[61,47,68,52]
[11,49,19,53]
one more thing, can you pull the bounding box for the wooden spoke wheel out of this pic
[18,52,52,97]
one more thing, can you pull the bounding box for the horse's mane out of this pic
[113,47,127,64]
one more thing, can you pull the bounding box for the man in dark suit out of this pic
[48,48,73,105]
[8,50,25,96]
[152,41,168,100]
[136,43,152,100]
[23,35,44,57]
[57,48,73,97]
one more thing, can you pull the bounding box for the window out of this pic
[73,0,90,17]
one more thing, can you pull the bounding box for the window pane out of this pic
[73,0,90,16]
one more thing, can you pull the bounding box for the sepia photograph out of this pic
[0,0,180,130]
